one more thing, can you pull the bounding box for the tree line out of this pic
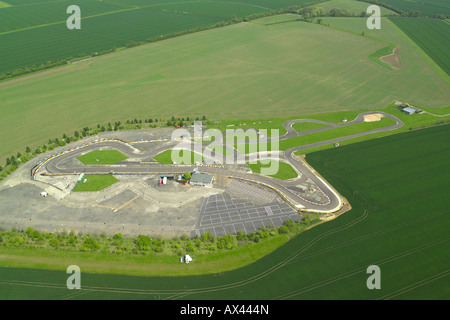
[0,115,210,182]
[0,48,117,82]
[357,0,450,18]
[0,216,319,256]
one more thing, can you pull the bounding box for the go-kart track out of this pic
[29,111,403,233]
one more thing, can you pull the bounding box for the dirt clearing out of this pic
[380,47,402,69]
[364,113,385,122]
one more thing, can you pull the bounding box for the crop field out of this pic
[389,17,450,76]
[1,124,448,299]
[319,16,450,77]
[1,17,448,164]
[0,6,223,74]
[0,0,130,34]
[0,0,319,74]
[371,0,450,17]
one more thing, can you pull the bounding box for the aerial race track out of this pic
[33,111,403,215]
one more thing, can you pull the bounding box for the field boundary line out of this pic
[387,17,450,85]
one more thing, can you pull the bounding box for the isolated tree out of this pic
[184,172,191,180]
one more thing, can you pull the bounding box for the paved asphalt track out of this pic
[38,111,403,214]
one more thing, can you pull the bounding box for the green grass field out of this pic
[248,160,298,180]
[1,16,448,164]
[295,104,450,154]
[389,17,450,76]
[231,115,397,153]
[373,0,450,16]
[153,149,203,164]
[318,16,450,81]
[1,124,448,299]
[77,150,128,165]
[279,116,396,150]
[0,6,223,74]
[307,0,398,15]
[292,121,330,132]
[72,174,119,192]
[0,0,319,74]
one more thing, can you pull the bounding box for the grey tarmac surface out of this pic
[0,111,403,237]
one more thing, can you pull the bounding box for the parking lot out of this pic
[195,192,301,237]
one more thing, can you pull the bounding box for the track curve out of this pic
[36,111,403,214]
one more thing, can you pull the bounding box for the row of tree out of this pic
[301,6,370,19]
[357,0,449,18]
[0,115,210,181]
[0,217,318,256]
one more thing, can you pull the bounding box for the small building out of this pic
[190,173,214,188]
[402,106,416,115]
[185,254,193,264]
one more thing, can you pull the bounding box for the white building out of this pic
[190,173,214,188]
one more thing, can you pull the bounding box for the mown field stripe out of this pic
[0,0,223,36]
[0,5,151,36]
[389,17,450,80]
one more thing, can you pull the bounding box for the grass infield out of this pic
[153,149,204,165]
[248,160,298,180]
[77,150,128,165]
[72,175,119,192]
